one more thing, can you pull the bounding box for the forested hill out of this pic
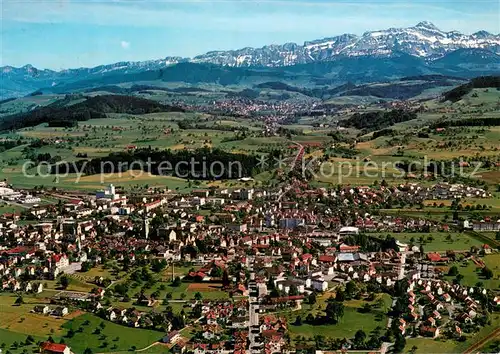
[339,109,418,131]
[442,75,500,102]
[0,95,185,131]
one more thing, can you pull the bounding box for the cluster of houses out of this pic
[32,305,69,317]
[0,247,71,294]
[0,179,497,353]
[398,276,492,341]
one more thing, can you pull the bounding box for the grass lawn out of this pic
[404,337,459,353]
[369,232,483,252]
[75,264,127,283]
[129,281,229,301]
[444,254,500,290]
[43,277,96,293]
[287,294,390,341]
[288,305,384,339]
[0,203,24,215]
[62,313,162,353]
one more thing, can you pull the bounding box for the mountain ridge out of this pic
[1,22,499,98]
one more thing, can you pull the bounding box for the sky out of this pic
[1,0,499,70]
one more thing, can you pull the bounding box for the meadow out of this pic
[443,253,500,290]
[369,231,484,252]
[287,294,391,342]
[62,313,162,353]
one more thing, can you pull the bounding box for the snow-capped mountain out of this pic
[1,22,499,98]
[191,21,499,66]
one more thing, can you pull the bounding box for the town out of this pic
[0,178,498,354]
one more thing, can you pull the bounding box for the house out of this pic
[339,226,359,236]
[33,305,50,315]
[427,253,442,262]
[162,330,181,344]
[51,254,69,271]
[420,325,440,338]
[40,342,71,354]
[52,306,69,317]
[171,342,186,353]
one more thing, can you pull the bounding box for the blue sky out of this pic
[2,0,499,70]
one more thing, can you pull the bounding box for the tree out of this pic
[325,300,344,324]
[172,276,181,287]
[345,281,357,298]
[192,303,203,318]
[448,266,459,276]
[289,284,299,296]
[335,289,345,302]
[360,303,372,313]
[294,315,302,326]
[194,292,203,301]
[308,292,317,305]
[114,283,129,296]
[59,275,70,289]
[354,329,367,347]
[393,333,406,353]
[482,267,493,279]
[222,269,231,288]
[14,296,24,305]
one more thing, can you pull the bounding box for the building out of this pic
[51,254,69,271]
[96,184,120,200]
[162,330,181,344]
[279,218,305,229]
[40,342,71,354]
[339,226,359,236]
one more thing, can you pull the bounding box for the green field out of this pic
[444,254,500,290]
[62,313,162,353]
[369,231,484,252]
[287,294,391,342]
[0,203,24,215]
[288,304,385,340]
[0,328,48,354]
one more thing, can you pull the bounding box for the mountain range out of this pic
[1,22,499,99]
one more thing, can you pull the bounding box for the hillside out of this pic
[442,75,500,102]
[0,94,184,131]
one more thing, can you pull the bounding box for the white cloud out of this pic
[120,40,130,49]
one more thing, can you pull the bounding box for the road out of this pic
[247,256,262,353]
